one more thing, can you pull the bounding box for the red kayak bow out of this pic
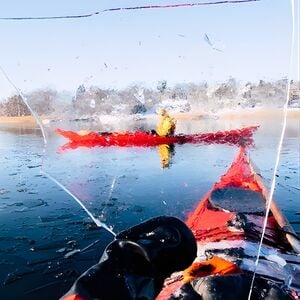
[157,147,300,299]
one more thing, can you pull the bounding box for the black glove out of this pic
[116,216,197,279]
[62,216,196,300]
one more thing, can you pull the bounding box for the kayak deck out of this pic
[186,147,292,247]
[157,147,300,299]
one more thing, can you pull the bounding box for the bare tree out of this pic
[2,95,31,117]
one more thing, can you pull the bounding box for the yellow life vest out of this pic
[156,115,176,137]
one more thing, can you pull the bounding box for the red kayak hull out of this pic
[156,147,299,299]
[186,147,289,246]
[55,126,258,150]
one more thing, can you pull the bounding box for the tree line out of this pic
[0,79,299,117]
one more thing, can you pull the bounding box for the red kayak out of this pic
[157,147,300,299]
[55,126,258,150]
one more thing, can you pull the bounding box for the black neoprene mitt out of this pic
[62,216,197,300]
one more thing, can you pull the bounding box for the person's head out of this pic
[157,108,167,116]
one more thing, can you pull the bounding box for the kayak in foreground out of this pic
[55,126,258,151]
[61,147,299,300]
[156,147,300,299]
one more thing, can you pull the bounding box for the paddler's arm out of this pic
[61,216,197,300]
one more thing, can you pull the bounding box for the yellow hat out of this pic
[157,108,167,116]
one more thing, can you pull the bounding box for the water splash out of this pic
[247,0,297,298]
[203,33,223,52]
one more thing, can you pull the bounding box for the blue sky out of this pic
[0,0,298,98]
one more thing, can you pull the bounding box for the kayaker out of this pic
[156,108,176,137]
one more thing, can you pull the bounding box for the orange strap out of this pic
[183,256,242,283]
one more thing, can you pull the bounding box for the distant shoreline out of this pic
[0,115,36,124]
[171,107,300,121]
[216,107,300,120]
[0,108,299,126]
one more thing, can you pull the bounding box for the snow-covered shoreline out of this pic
[0,107,299,126]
